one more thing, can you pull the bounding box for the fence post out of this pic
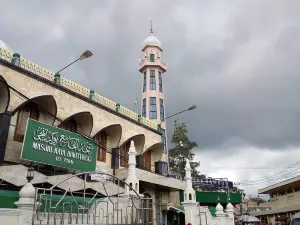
[14,182,37,225]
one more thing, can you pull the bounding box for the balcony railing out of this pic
[139,58,167,68]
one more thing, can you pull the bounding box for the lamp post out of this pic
[26,166,35,183]
[160,105,197,124]
[56,50,93,74]
[159,105,197,174]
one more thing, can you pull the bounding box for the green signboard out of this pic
[21,119,97,171]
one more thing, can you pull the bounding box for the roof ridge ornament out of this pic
[150,20,153,35]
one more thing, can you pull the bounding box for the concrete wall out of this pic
[270,190,300,210]
[0,209,20,225]
[0,63,163,169]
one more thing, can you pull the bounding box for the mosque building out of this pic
[0,26,185,225]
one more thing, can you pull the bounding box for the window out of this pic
[59,118,77,133]
[161,129,167,153]
[143,151,151,171]
[143,71,147,92]
[14,103,40,142]
[142,193,153,224]
[120,141,130,167]
[160,99,164,121]
[292,218,300,225]
[149,97,157,119]
[97,131,107,162]
[150,54,155,62]
[142,98,146,117]
[159,71,163,92]
[150,70,156,90]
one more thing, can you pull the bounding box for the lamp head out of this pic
[188,105,197,110]
[79,50,93,60]
[26,166,35,183]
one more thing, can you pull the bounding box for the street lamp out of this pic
[161,105,197,123]
[56,50,93,74]
[26,166,35,183]
[159,104,197,173]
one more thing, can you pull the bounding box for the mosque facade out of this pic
[0,28,185,225]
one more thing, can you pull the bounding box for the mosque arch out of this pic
[12,95,57,142]
[0,75,10,113]
[93,124,122,162]
[58,111,93,136]
[119,134,145,167]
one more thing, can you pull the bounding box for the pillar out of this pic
[11,53,20,66]
[116,103,120,112]
[54,73,61,85]
[181,159,199,225]
[226,201,235,225]
[225,202,234,218]
[89,89,95,100]
[14,182,37,225]
[121,140,142,197]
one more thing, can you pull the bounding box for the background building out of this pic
[251,176,300,224]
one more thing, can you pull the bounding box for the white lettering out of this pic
[32,141,92,163]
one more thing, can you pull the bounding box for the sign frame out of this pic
[21,119,98,172]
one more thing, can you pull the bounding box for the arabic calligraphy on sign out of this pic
[33,126,93,154]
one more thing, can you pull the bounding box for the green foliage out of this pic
[168,119,200,177]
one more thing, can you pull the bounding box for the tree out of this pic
[168,119,200,178]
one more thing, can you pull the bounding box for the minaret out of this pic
[181,159,198,225]
[139,22,168,161]
[183,159,196,203]
[125,140,139,195]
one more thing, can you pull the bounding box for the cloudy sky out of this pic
[2,0,300,195]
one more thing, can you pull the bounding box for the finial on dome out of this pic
[150,20,153,35]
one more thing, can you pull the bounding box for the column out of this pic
[181,159,199,225]
[14,182,37,225]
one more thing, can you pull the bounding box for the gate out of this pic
[31,171,152,225]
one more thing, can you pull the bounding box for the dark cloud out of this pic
[2,0,300,155]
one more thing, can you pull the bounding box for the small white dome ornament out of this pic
[216,202,224,212]
[19,183,36,199]
[215,196,226,217]
[15,182,37,208]
[142,21,162,49]
[226,199,234,211]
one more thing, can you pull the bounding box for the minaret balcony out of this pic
[139,59,167,72]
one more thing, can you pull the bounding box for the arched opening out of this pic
[14,102,39,142]
[143,193,153,225]
[13,95,57,142]
[189,193,192,200]
[137,151,152,171]
[95,130,107,162]
[59,118,77,133]
[93,124,122,164]
[140,143,164,171]
[58,111,93,136]
[119,134,145,167]
[120,141,130,167]
[0,75,10,113]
